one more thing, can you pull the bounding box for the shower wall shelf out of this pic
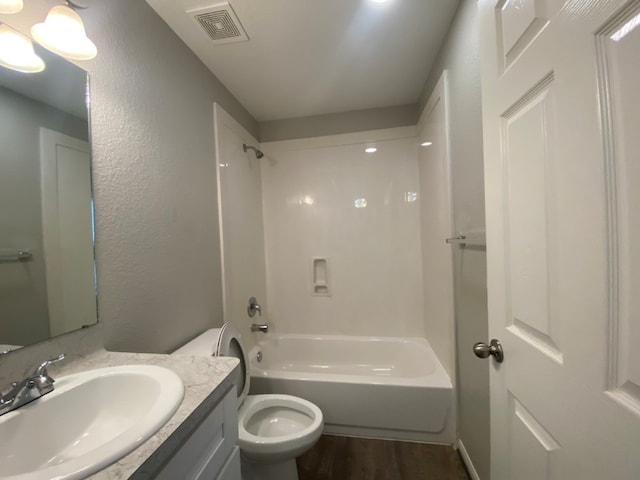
[0,251,33,263]
[445,232,486,247]
[311,257,330,296]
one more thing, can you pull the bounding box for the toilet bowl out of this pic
[173,323,323,480]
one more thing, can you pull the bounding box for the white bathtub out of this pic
[249,334,454,443]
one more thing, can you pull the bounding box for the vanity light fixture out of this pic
[0,0,23,14]
[31,2,97,61]
[0,24,44,73]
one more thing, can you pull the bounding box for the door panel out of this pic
[496,0,551,71]
[508,395,560,480]
[503,77,561,362]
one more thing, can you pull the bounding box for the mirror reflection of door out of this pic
[39,128,96,337]
[0,24,96,351]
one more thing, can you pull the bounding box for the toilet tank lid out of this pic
[172,328,222,356]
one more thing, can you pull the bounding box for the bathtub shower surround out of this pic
[260,127,425,338]
[250,334,454,443]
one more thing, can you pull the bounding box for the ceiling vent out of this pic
[188,2,249,45]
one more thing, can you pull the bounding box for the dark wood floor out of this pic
[297,435,470,480]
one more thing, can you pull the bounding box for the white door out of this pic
[479,0,640,477]
[40,128,96,336]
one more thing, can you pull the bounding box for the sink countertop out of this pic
[49,349,239,480]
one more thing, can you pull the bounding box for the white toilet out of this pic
[173,323,323,480]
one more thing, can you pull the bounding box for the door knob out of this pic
[473,339,504,363]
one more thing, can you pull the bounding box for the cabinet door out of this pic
[156,389,238,480]
[215,446,241,480]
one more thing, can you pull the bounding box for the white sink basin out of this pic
[0,364,184,480]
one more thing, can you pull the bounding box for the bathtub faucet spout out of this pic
[251,323,269,333]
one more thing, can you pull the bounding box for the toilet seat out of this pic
[238,394,323,462]
[216,323,250,404]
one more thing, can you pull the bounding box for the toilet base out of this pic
[241,457,299,480]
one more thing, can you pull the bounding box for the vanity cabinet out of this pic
[155,387,240,480]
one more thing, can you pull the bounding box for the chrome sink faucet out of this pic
[0,353,65,417]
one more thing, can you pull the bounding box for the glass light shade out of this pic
[31,5,97,60]
[0,0,23,14]
[0,25,45,73]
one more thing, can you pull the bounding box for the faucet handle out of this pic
[33,353,66,379]
[247,297,262,317]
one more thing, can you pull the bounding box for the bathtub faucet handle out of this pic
[251,323,269,333]
[247,297,262,318]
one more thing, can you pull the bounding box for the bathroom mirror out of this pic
[0,24,96,353]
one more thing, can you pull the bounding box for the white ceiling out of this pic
[146,0,459,122]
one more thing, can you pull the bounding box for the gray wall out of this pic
[258,104,417,142]
[419,1,489,478]
[0,87,88,347]
[83,0,257,353]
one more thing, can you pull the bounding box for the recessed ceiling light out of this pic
[421,141,433,147]
[365,147,377,153]
[370,0,390,3]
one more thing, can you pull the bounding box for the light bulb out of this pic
[0,0,23,14]
[0,25,45,73]
[31,5,97,60]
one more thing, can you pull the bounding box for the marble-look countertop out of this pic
[46,349,239,479]
[0,344,21,354]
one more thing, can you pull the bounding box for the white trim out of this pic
[417,70,449,133]
[213,103,261,325]
[213,103,258,324]
[416,69,458,441]
[417,70,456,383]
[457,438,480,480]
[261,125,417,153]
[213,103,228,324]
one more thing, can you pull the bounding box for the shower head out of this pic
[243,143,264,159]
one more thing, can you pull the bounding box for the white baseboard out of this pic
[457,438,480,480]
